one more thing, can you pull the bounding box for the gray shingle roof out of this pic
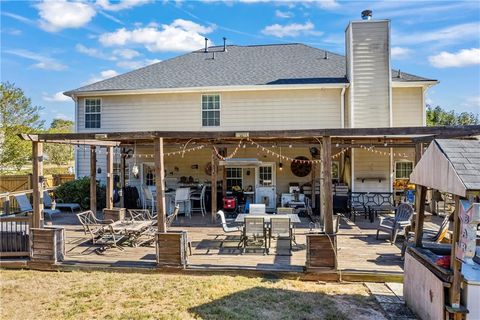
[436,139,480,191]
[66,43,436,94]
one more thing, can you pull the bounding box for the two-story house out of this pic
[65,15,437,210]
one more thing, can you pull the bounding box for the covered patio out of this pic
[7,125,480,279]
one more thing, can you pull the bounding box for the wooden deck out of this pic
[57,212,410,278]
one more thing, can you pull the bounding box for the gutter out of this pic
[340,87,346,128]
[64,83,350,97]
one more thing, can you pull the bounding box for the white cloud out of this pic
[428,48,480,68]
[96,0,152,11]
[99,19,214,52]
[42,91,71,102]
[4,49,66,71]
[394,23,480,46]
[391,47,412,60]
[76,44,115,60]
[35,0,96,32]
[54,113,71,120]
[113,48,141,59]
[275,10,293,18]
[117,58,161,70]
[315,0,339,9]
[261,21,322,38]
[86,69,119,84]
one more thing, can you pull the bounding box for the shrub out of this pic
[54,177,106,210]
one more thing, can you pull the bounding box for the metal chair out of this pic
[216,210,242,233]
[241,217,267,254]
[76,210,120,246]
[190,185,207,216]
[376,203,414,244]
[276,207,294,215]
[269,217,293,254]
[175,188,191,218]
[349,192,366,222]
[142,186,156,213]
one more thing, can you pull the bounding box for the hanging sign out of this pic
[456,200,480,265]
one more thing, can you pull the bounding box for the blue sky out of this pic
[1,0,479,126]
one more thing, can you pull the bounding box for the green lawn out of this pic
[0,270,385,320]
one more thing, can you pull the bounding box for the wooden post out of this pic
[311,163,316,210]
[90,146,97,214]
[449,195,462,313]
[32,141,44,229]
[414,143,424,212]
[155,138,167,233]
[321,136,333,234]
[414,185,427,247]
[106,146,114,209]
[211,148,217,223]
[120,147,126,208]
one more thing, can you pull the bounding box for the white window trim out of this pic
[201,93,221,127]
[394,160,414,179]
[226,167,243,190]
[255,162,276,187]
[84,97,102,129]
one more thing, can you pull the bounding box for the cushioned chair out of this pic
[15,193,60,220]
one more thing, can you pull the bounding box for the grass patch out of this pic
[0,270,385,319]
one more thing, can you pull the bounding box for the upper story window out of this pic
[85,98,101,128]
[395,161,413,179]
[202,94,220,126]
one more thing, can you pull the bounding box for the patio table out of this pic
[235,213,301,224]
[109,220,152,246]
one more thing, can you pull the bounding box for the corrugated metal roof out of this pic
[66,43,436,94]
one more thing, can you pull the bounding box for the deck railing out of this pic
[0,214,33,258]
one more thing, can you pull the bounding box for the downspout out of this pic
[340,87,346,128]
[72,94,78,178]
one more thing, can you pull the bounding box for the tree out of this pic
[0,82,44,171]
[45,119,74,166]
[426,105,479,126]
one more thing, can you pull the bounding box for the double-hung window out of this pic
[202,94,220,126]
[226,168,242,190]
[85,98,101,129]
[395,161,413,179]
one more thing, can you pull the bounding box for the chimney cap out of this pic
[361,10,372,20]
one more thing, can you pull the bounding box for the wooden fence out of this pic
[0,174,74,215]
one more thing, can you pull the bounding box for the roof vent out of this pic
[397,69,402,78]
[361,10,372,20]
[204,38,208,53]
[324,51,328,59]
[223,37,227,52]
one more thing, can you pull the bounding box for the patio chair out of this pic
[276,207,294,215]
[76,210,115,244]
[43,191,81,213]
[368,193,396,221]
[175,188,191,218]
[269,217,293,254]
[142,186,156,213]
[216,210,242,233]
[127,209,153,221]
[190,185,207,216]
[135,205,184,248]
[349,192,366,222]
[376,203,414,244]
[249,203,266,214]
[14,193,60,220]
[241,217,267,254]
[363,193,379,222]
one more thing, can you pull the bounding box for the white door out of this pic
[255,163,276,211]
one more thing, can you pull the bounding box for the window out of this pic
[85,98,101,128]
[395,161,413,179]
[143,164,156,186]
[258,166,273,186]
[226,168,242,190]
[202,94,220,126]
[332,161,340,180]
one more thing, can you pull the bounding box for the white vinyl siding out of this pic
[76,88,342,133]
[352,148,390,192]
[392,87,423,127]
[347,21,391,128]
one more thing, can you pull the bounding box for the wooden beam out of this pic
[32,142,44,228]
[90,146,97,214]
[321,137,333,234]
[29,125,480,141]
[106,146,114,209]
[414,143,424,213]
[311,163,316,210]
[155,138,167,233]
[119,147,126,208]
[449,195,462,312]
[414,185,427,247]
[211,148,218,223]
